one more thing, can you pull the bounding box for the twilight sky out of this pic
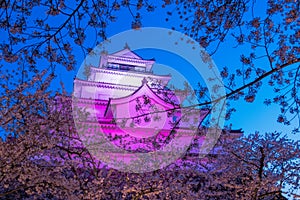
[0,0,295,138]
[51,1,298,140]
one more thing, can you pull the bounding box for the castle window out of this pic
[135,67,146,72]
[107,63,119,69]
[120,65,129,70]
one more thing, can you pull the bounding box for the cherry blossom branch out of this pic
[34,0,85,50]
[106,57,300,122]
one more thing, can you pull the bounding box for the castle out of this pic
[72,47,242,172]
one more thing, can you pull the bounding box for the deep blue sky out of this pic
[51,1,298,140]
[0,0,295,138]
[0,0,289,141]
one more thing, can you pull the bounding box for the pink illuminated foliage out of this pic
[0,70,299,199]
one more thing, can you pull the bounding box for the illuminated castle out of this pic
[72,47,242,171]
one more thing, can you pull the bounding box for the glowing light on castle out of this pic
[71,47,243,173]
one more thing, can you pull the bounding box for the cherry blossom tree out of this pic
[168,0,300,129]
[0,0,300,199]
[201,132,300,199]
[0,0,299,128]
